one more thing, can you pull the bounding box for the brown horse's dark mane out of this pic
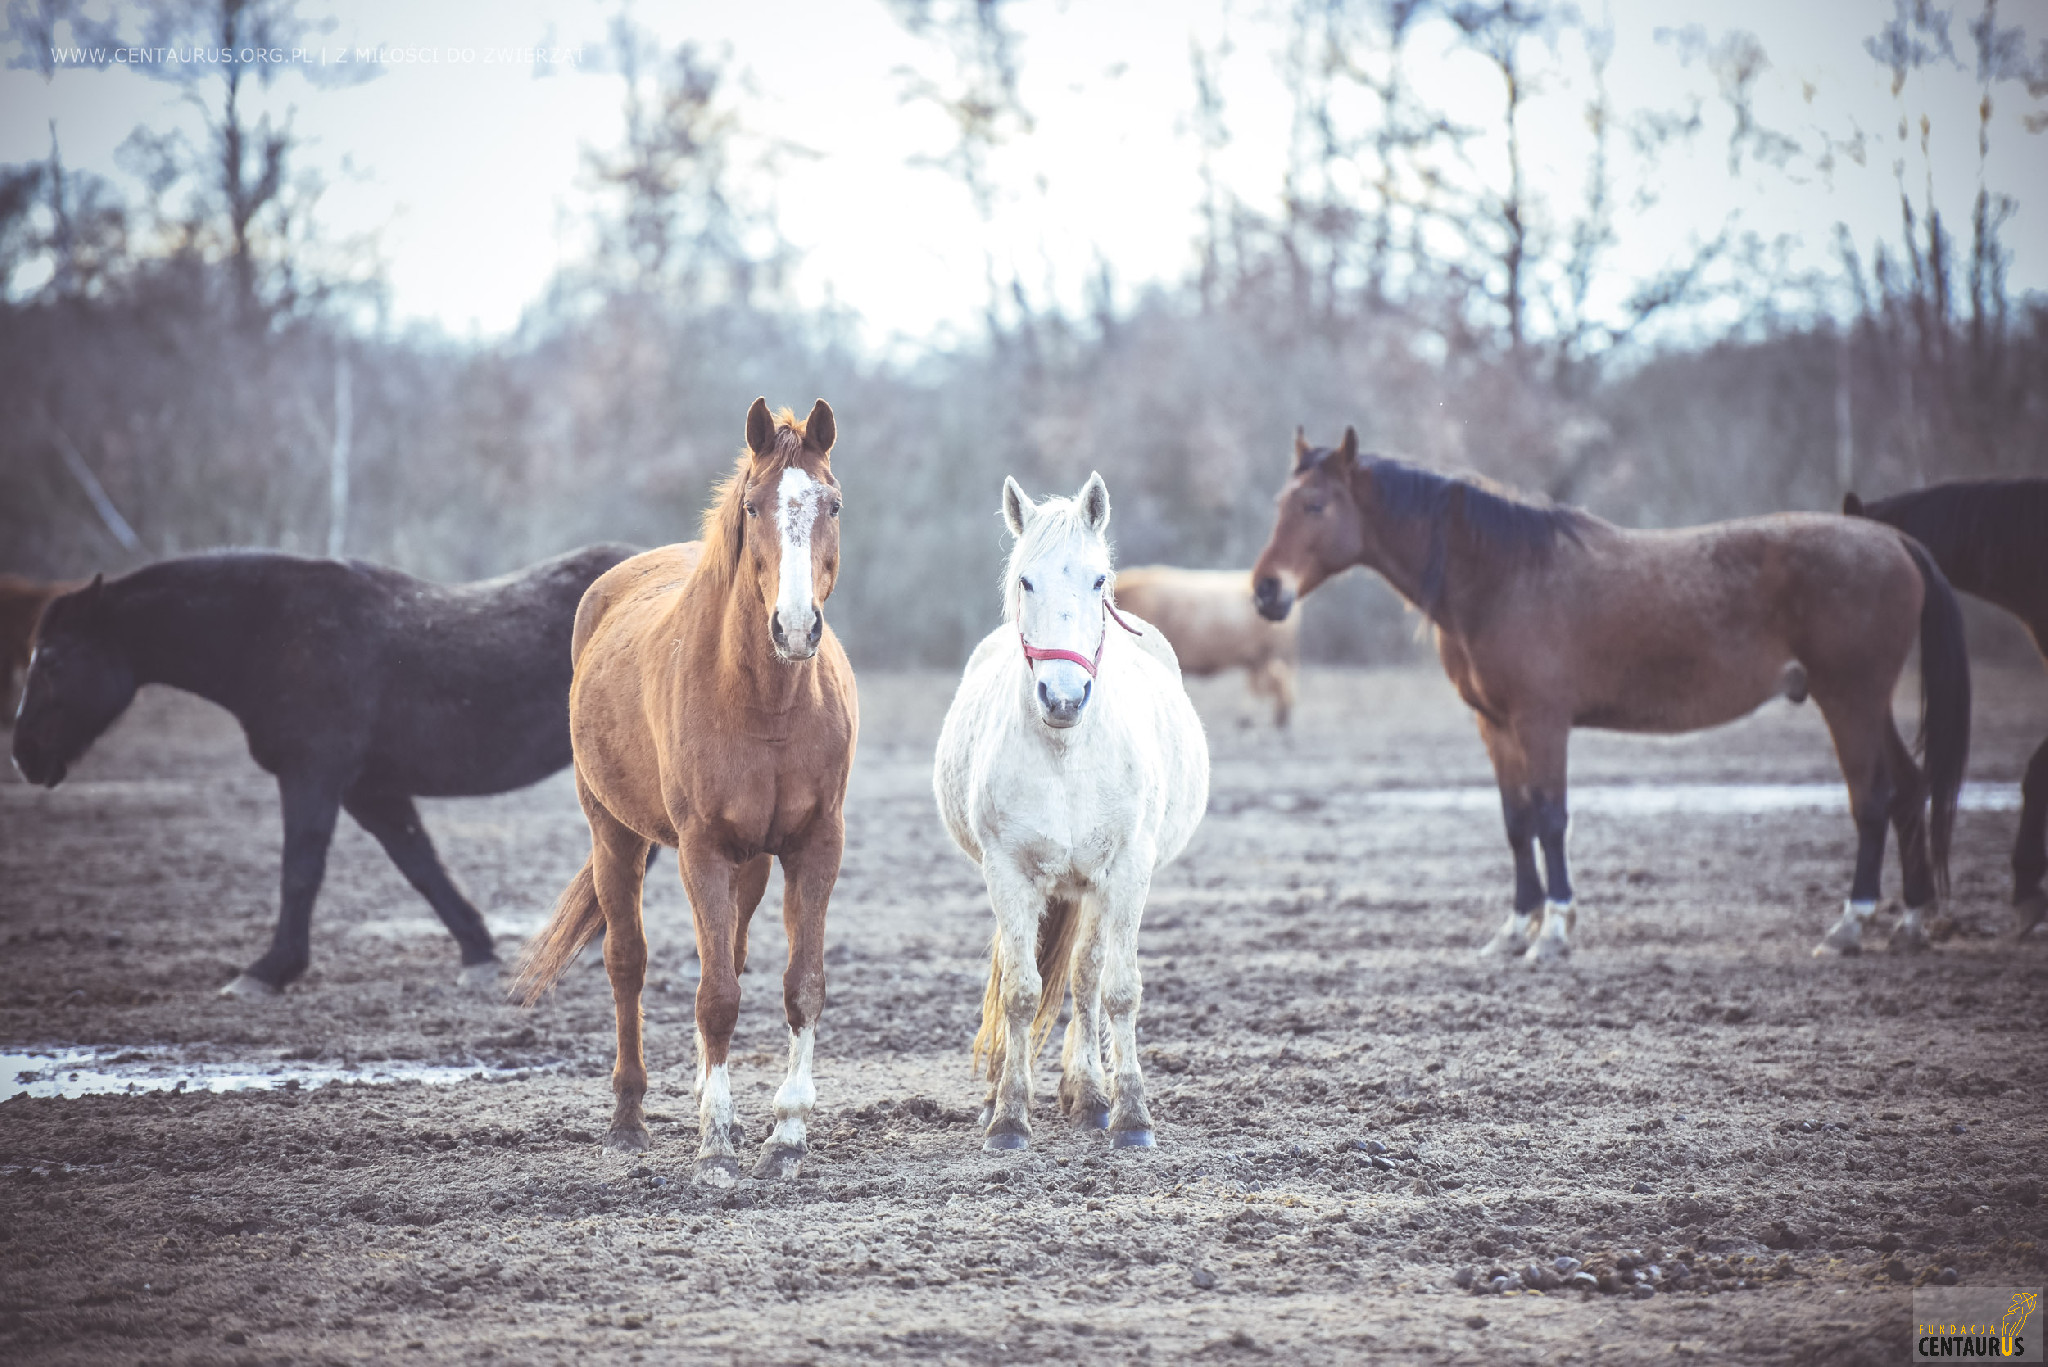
[1303,446,1594,621]
[697,408,825,584]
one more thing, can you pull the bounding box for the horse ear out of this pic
[1842,492,1864,516]
[745,397,774,458]
[803,399,835,454]
[1332,426,1359,470]
[1002,477,1036,537]
[1293,425,1309,463]
[1077,471,1111,532]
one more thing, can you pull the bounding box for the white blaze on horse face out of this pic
[773,466,826,654]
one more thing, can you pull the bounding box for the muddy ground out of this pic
[2,662,2045,1366]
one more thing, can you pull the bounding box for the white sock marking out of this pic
[770,1025,816,1149]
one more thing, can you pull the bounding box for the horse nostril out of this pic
[1254,576,1278,603]
[1037,680,1052,710]
[807,613,823,647]
[1081,681,1091,705]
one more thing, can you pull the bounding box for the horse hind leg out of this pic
[343,784,498,990]
[1812,697,1893,958]
[587,811,655,1152]
[1881,720,1936,953]
[1057,899,1110,1130]
[2013,733,2048,937]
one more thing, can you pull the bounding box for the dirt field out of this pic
[3,663,2045,1366]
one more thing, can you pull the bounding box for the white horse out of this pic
[934,472,1210,1151]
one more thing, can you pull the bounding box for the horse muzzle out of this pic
[1253,575,1296,622]
[770,606,825,661]
[10,740,65,788]
[1036,674,1091,729]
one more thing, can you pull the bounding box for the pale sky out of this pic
[2,0,2043,351]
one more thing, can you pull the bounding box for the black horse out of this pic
[1846,479,2048,934]
[10,544,638,996]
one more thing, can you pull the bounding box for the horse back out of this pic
[1113,567,1295,676]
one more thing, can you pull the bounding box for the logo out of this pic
[1914,1288,2041,1362]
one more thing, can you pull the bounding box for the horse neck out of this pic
[109,576,242,707]
[700,566,812,713]
[1352,496,1443,614]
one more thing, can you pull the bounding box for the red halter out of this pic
[1019,599,1143,679]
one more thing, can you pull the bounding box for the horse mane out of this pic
[1001,491,1111,625]
[1308,449,1593,621]
[697,407,817,584]
[1856,479,2048,593]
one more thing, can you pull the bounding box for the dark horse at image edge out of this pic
[1847,478,2048,933]
[11,544,638,996]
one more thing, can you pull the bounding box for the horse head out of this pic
[1252,425,1370,622]
[739,396,841,662]
[11,574,136,788]
[1003,472,1125,730]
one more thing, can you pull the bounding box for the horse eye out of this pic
[745,503,759,518]
[1304,501,1327,516]
[830,501,841,518]
[1093,576,1106,591]
[1020,577,1034,593]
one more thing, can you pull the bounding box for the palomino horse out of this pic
[1,573,77,722]
[11,545,637,994]
[1252,428,1970,960]
[515,399,857,1184]
[1847,480,2048,934]
[1112,566,1300,726]
[935,474,1209,1151]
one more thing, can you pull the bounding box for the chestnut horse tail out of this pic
[511,859,605,1004]
[971,895,1081,1078]
[1905,537,1971,902]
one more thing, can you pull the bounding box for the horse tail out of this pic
[511,859,605,1005]
[1904,536,1971,902]
[971,896,1082,1078]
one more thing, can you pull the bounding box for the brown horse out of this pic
[1,574,77,723]
[515,399,858,1184]
[1846,480,2048,934]
[1252,427,1971,960]
[1112,566,1300,726]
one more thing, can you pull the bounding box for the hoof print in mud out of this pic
[1111,1128,1155,1149]
[220,974,281,1000]
[751,1145,804,1180]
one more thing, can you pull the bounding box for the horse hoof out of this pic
[693,1156,742,1186]
[1524,938,1571,964]
[1888,924,1931,954]
[455,961,500,992]
[752,1143,804,1180]
[1812,940,1861,958]
[1111,1128,1156,1149]
[983,1128,1030,1152]
[2016,893,2046,939]
[604,1126,652,1153]
[1077,1106,1111,1130]
[220,974,281,1000]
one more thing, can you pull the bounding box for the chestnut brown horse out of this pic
[1252,428,1971,961]
[1846,479,2048,934]
[515,398,857,1185]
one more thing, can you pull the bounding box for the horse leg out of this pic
[224,772,344,997]
[1522,722,1577,963]
[676,836,743,1183]
[1880,720,1936,952]
[1812,695,1894,957]
[586,804,654,1151]
[755,829,839,1180]
[1098,862,1156,1147]
[729,853,772,980]
[1475,720,1543,957]
[1057,897,1110,1130]
[1271,657,1296,729]
[2014,734,2048,937]
[342,783,498,989]
[982,862,1046,1152]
